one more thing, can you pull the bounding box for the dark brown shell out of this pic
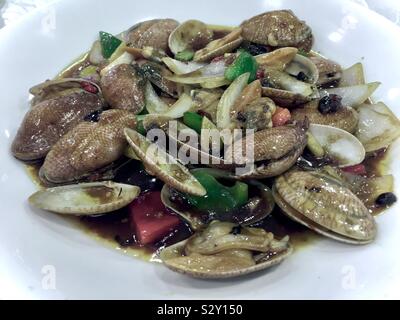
[262,87,311,108]
[127,19,179,52]
[241,10,312,49]
[40,110,136,184]
[100,64,145,113]
[291,100,358,133]
[12,90,103,161]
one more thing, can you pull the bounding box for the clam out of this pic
[233,97,276,131]
[29,181,140,215]
[168,20,213,56]
[29,77,102,106]
[40,110,137,184]
[136,61,180,97]
[291,99,359,133]
[124,128,206,196]
[165,59,227,87]
[159,221,292,279]
[255,47,298,70]
[309,56,342,86]
[125,19,179,52]
[193,28,243,62]
[142,114,229,169]
[227,121,309,178]
[261,67,319,108]
[308,124,365,167]
[100,63,145,113]
[273,170,377,244]
[161,170,275,230]
[285,54,319,84]
[12,78,104,161]
[241,10,313,51]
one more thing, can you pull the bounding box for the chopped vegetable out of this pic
[224,51,258,83]
[183,112,203,134]
[136,119,147,135]
[341,164,366,176]
[306,131,325,158]
[99,31,122,59]
[183,170,249,214]
[175,50,195,62]
[375,192,397,207]
[272,107,291,127]
[129,191,180,245]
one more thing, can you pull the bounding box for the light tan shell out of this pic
[29,181,140,215]
[124,128,206,196]
[273,170,377,244]
[159,221,292,279]
[193,28,243,62]
[261,87,312,108]
[255,47,298,70]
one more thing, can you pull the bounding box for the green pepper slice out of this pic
[183,112,203,134]
[224,51,258,83]
[99,31,122,59]
[184,170,249,214]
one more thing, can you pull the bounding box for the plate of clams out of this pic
[1,0,400,299]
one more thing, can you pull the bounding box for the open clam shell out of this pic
[29,181,140,215]
[255,47,298,70]
[285,54,319,84]
[308,124,365,167]
[168,20,213,55]
[273,170,377,244]
[159,221,292,279]
[193,28,243,62]
[124,128,206,196]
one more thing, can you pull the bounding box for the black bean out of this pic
[318,94,343,114]
[239,41,269,56]
[230,225,242,235]
[83,109,103,122]
[375,192,397,207]
[261,78,273,88]
[296,71,309,82]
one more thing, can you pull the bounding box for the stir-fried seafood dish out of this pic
[13,10,399,279]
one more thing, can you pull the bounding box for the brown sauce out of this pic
[25,147,393,262]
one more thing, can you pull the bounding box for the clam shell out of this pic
[29,181,140,215]
[308,124,365,167]
[124,128,206,196]
[255,47,298,70]
[193,28,243,62]
[159,238,292,279]
[285,54,319,84]
[168,20,213,55]
[261,87,312,108]
[30,78,102,106]
[241,10,312,48]
[273,170,377,244]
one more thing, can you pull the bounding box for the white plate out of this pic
[1,0,400,299]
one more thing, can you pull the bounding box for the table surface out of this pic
[1,0,400,30]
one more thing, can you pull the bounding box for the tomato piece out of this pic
[129,191,180,245]
[341,164,367,176]
[272,107,291,127]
